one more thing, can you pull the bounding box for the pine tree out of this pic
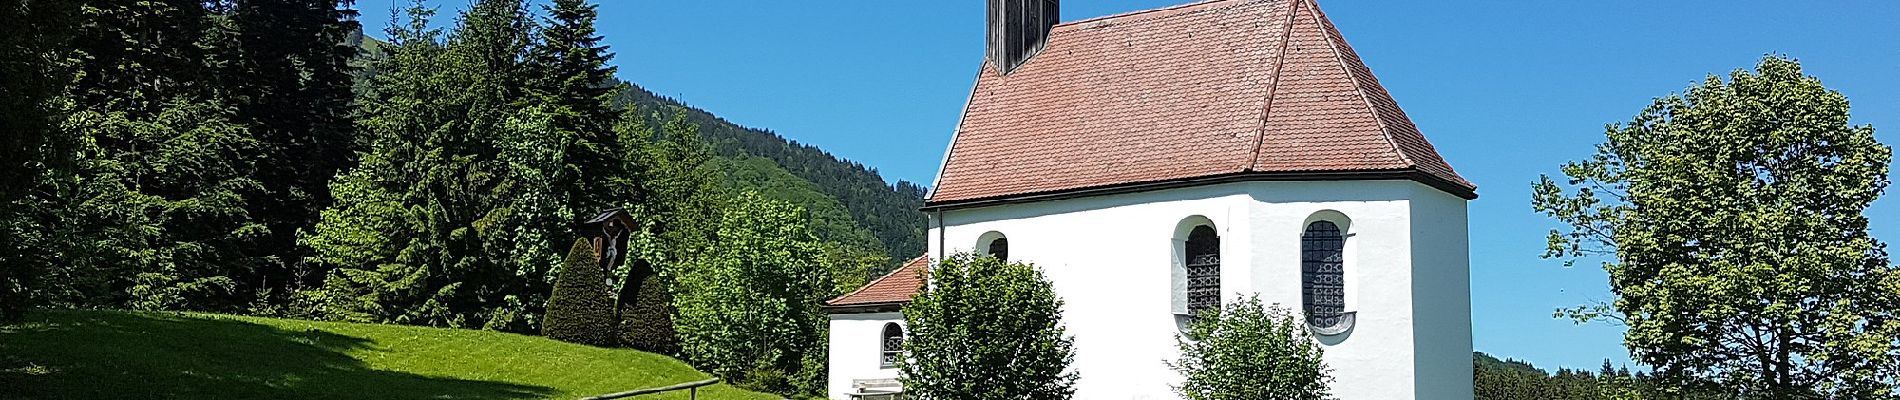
[544,239,617,346]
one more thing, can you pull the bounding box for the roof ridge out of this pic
[825,255,928,305]
[1055,0,1269,30]
[1304,0,1414,169]
[1246,0,1302,171]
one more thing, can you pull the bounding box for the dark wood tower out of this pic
[986,0,1060,74]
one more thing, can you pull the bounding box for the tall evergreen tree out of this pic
[1,0,83,319]
[302,0,564,331]
[219,0,363,303]
[528,0,621,217]
[38,0,276,312]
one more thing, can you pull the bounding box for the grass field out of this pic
[0,309,779,400]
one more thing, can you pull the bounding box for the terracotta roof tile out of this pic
[825,256,930,308]
[928,0,1474,205]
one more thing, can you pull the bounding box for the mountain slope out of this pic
[349,33,927,264]
[615,84,928,263]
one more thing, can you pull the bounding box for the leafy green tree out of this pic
[899,254,1078,400]
[1534,55,1899,399]
[1170,295,1332,400]
[543,239,617,346]
[670,192,831,395]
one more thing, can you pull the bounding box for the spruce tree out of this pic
[529,0,622,217]
[221,0,363,303]
[44,0,273,312]
[0,0,82,319]
[544,239,617,346]
[302,0,564,330]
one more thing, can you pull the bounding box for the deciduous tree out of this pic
[1534,55,1899,398]
[1170,295,1331,400]
[670,192,831,395]
[899,254,1077,400]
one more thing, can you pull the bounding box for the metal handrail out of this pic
[579,378,720,400]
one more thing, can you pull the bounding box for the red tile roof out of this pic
[825,256,930,310]
[928,0,1474,206]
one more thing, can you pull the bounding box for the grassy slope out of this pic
[0,310,777,400]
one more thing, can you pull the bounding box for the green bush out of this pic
[542,239,617,346]
[899,254,1077,400]
[1170,295,1332,400]
[619,261,680,354]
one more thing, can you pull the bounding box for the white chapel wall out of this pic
[924,180,1470,400]
[827,312,903,399]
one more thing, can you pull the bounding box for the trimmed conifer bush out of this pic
[543,239,617,346]
[619,261,681,354]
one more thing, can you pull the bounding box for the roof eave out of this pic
[823,301,908,314]
[923,168,1477,211]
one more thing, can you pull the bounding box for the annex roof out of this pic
[824,256,930,312]
[927,0,1475,207]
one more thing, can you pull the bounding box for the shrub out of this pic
[542,239,617,346]
[1170,295,1332,400]
[618,260,680,354]
[899,254,1077,400]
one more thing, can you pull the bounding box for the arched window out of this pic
[1302,221,1347,330]
[986,237,1009,261]
[1184,225,1221,316]
[880,323,903,368]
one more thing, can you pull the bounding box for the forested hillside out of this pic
[613,85,930,265]
[1472,352,1732,399]
[347,31,925,268]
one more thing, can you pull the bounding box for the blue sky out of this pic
[359,1,1900,372]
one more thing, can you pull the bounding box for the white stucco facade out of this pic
[882,180,1473,400]
[826,312,905,399]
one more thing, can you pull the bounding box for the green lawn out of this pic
[0,309,779,400]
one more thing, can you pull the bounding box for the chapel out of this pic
[825,0,1476,398]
